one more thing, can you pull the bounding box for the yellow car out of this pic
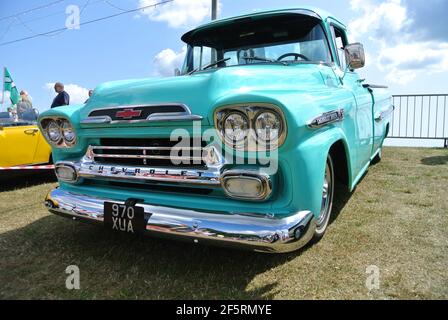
[0,110,51,167]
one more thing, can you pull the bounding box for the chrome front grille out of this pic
[92,138,207,168]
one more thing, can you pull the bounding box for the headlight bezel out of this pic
[39,117,77,148]
[214,103,287,151]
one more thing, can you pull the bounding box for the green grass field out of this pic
[0,147,447,299]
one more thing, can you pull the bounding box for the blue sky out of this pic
[0,0,447,111]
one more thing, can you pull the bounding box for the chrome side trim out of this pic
[81,103,203,124]
[45,188,317,253]
[307,109,345,129]
[375,105,395,122]
[363,84,389,89]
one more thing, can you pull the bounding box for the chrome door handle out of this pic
[24,129,39,135]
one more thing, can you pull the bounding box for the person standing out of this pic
[51,82,70,108]
[84,89,94,104]
[16,90,33,117]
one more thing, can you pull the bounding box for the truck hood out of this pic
[81,64,333,126]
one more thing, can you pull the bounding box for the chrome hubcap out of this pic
[318,160,333,227]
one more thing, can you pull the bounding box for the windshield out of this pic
[0,103,38,127]
[182,13,332,74]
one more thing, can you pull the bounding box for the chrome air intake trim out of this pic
[81,104,203,124]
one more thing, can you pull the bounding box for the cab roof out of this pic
[181,6,345,43]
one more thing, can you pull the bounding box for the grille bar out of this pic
[91,146,203,151]
[92,152,204,162]
[89,138,213,168]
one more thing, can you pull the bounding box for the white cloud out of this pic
[153,46,187,77]
[348,0,448,85]
[348,0,408,42]
[139,0,221,29]
[45,83,89,104]
[378,42,448,84]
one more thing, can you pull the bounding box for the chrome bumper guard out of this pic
[45,188,316,253]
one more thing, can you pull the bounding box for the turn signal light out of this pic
[55,164,78,183]
[221,170,272,201]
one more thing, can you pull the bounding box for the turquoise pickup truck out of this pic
[39,7,393,253]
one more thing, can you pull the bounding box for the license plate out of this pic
[104,202,146,234]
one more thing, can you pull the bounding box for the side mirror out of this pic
[174,68,181,76]
[345,43,365,70]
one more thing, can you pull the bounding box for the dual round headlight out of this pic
[42,118,76,147]
[223,112,249,142]
[254,111,282,142]
[61,120,76,143]
[47,121,62,143]
[220,108,284,147]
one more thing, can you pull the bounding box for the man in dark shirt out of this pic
[84,89,94,104]
[51,82,70,108]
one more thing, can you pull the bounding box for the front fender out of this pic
[293,126,352,218]
[37,105,85,161]
[38,104,84,127]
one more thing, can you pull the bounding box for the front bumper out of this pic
[45,188,316,253]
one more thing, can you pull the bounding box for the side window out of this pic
[192,46,217,70]
[223,51,239,66]
[331,25,348,70]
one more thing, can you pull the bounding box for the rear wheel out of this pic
[312,154,335,241]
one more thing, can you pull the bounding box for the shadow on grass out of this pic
[1,187,356,300]
[0,183,352,299]
[0,170,56,192]
[329,182,353,226]
[421,155,448,166]
[0,213,316,299]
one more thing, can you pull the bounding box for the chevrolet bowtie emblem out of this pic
[115,109,142,119]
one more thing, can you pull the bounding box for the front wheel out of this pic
[312,154,335,241]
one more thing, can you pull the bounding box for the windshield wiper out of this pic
[188,58,231,75]
[241,56,288,65]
